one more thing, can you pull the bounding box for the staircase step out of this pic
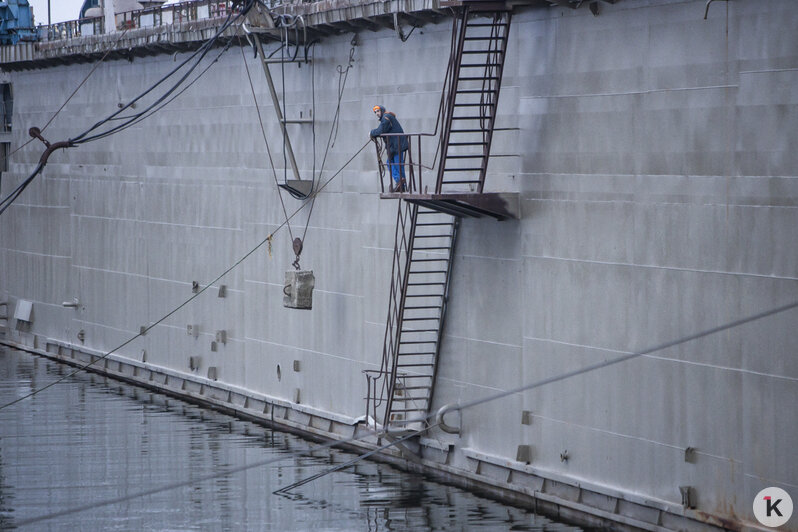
[460,63,502,68]
[416,222,455,226]
[409,258,450,262]
[407,282,446,286]
[401,386,433,390]
[454,103,494,107]
[445,154,485,159]
[399,340,437,345]
[451,116,485,120]
[402,317,441,322]
[463,36,507,41]
[397,363,435,367]
[456,89,498,94]
[450,129,489,133]
[414,246,453,250]
[409,270,448,274]
[404,304,444,309]
[413,234,452,238]
[462,50,495,54]
[389,408,427,413]
[457,76,501,81]
[440,180,481,184]
[401,328,440,333]
[405,294,444,298]
[448,141,488,146]
[399,375,434,379]
[443,168,484,172]
[398,351,436,356]
[392,397,431,402]
[466,22,509,27]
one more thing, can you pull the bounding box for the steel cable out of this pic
[239,34,295,243]
[0,139,372,412]
[244,298,798,497]
[299,38,356,244]
[0,4,254,217]
[9,297,796,524]
[10,430,368,527]
[0,29,131,173]
[395,299,798,428]
[70,1,254,145]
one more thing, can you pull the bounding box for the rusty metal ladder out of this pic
[369,201,459,431]
[436,6,511,194]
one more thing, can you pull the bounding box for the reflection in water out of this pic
[0,348,585,531]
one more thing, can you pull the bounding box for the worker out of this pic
[370,105,409,192]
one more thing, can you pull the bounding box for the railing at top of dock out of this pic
[38,0,240,43]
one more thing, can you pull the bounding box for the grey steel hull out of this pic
[1,0,796,529]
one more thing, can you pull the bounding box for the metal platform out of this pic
[378,192,519,220]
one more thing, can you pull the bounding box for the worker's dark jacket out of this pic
[370,113,409,156]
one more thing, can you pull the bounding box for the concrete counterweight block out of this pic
[283,270,315,310]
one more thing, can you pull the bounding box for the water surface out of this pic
[0,347,584,531]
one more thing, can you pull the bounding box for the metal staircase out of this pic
[366,201,459,431]
[365,4,514,436]
[437,5,511,194]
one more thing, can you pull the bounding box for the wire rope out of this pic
[239,34,295,243]
[0,29,132,202]
[273,424,434,495]
[70,1,254,145]
[281,25,288,188]
[0,29,131,173]
[396,299,798,428]
[11,430,369,527]
[0,4,255,217]
[8,297,797,524]
[299,38,356,244]
[0,139,372,412]
[121,37,236,126]
[265,299,798,495]
[229,298,798,496]
[0,38,234,217]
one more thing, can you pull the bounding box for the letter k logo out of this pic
[754,488,792,527]
[764,496,783,517]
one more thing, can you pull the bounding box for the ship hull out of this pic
[1,1,796,529]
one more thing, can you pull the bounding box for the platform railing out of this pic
[362,199,417,432]
[373,132,438,194]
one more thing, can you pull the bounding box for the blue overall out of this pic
[370,112,409,187]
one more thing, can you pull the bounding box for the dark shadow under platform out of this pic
[379,192,519,221]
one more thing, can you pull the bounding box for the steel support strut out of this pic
[252,33,302,182]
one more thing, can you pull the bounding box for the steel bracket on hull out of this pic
[278,179,313,199]
[252,33,314,196]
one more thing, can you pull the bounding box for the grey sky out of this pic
[26,1,180,25]
[28,0,83,24]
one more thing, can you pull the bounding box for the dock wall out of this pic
[1,0,796,530]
